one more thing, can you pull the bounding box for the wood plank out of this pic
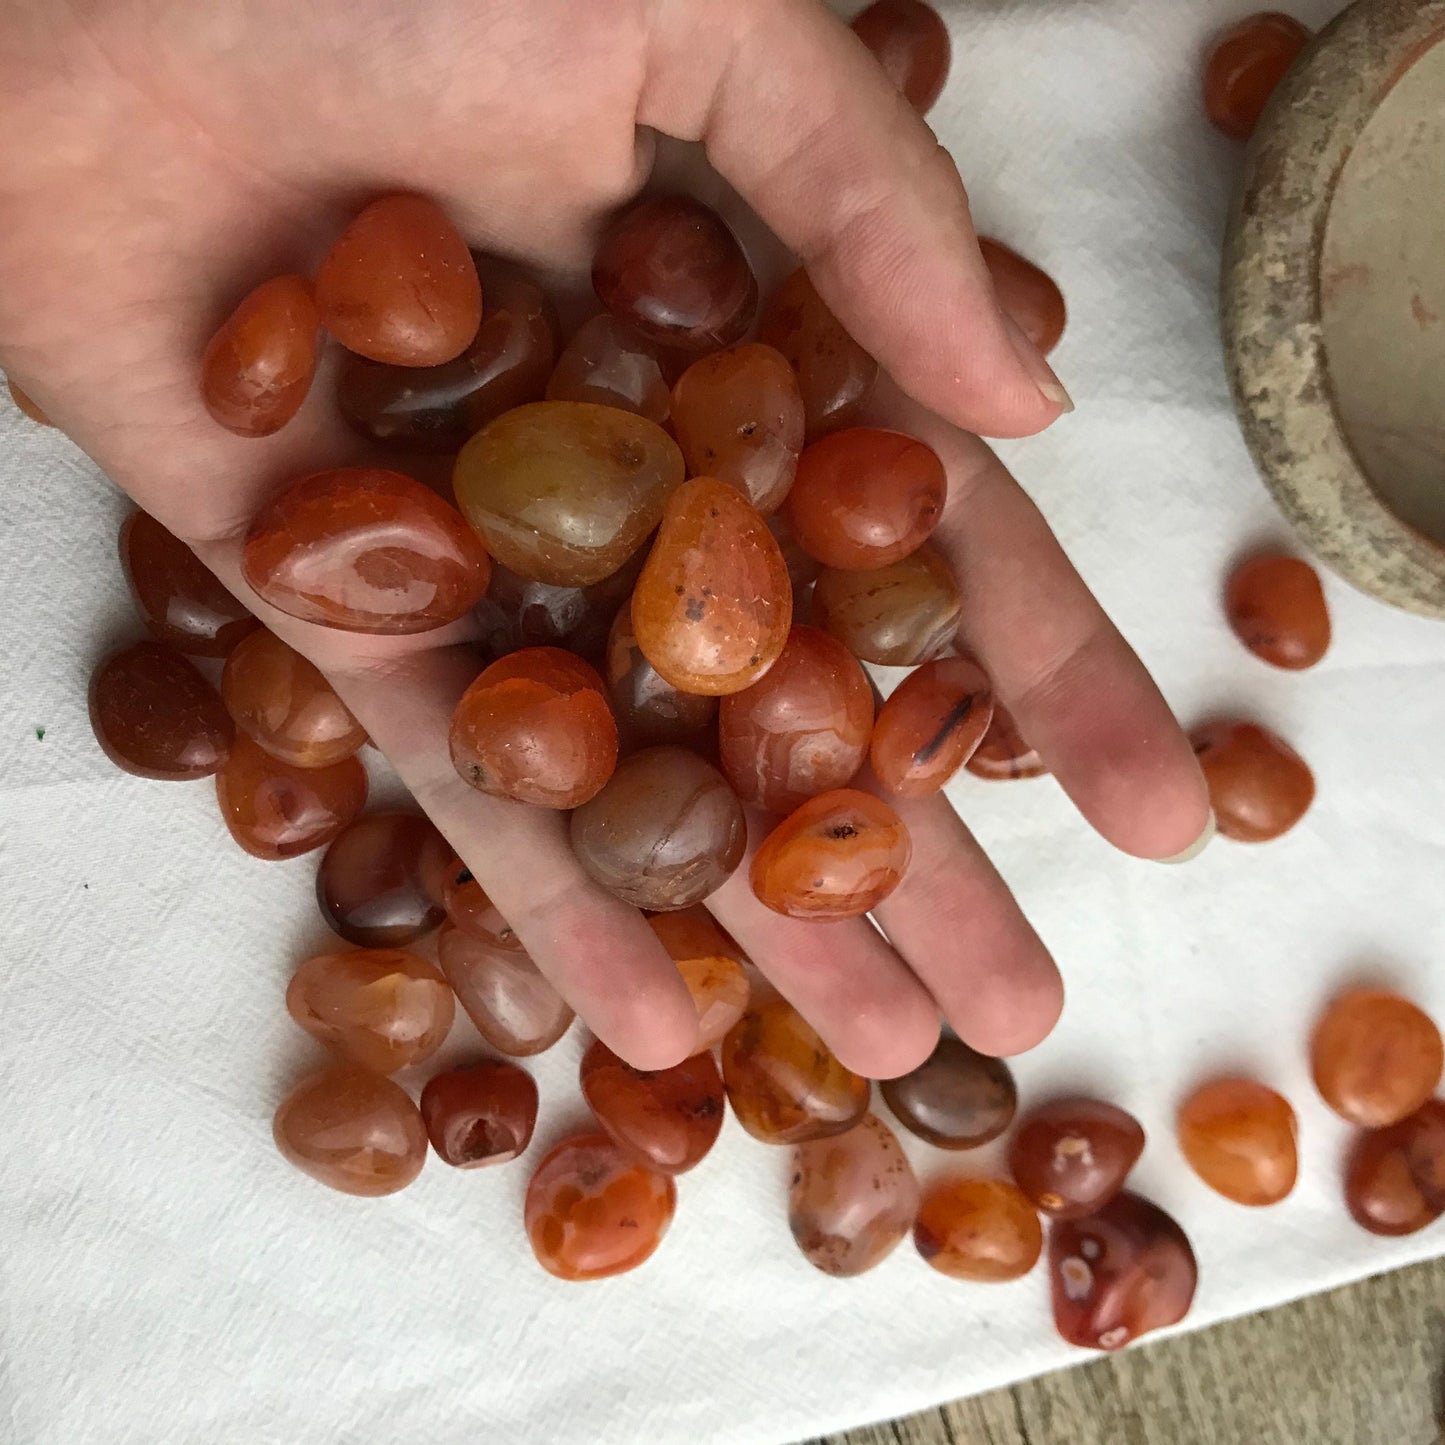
[812,1257,1445,1445]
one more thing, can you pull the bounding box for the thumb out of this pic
[638,0,1070,439]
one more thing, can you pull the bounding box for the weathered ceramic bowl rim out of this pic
[1222,0,1445,619]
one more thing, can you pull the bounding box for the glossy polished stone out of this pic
[1009,1098,1146,1220]
[1191,719,1314,841]
[1311,988,1443,1128]
[871,657,994,796]
[1177,1077,1298,1206]
[812,543,961,665]
[546,313,671,424]
[914,1177,1043,1281]
[880,1036,1017,1149]
[647,911,751,1053]
[217,734,367,860]
[605,605,719,749]
[420,1060,538,1168]
[315,812,452,947]
[437,924,574,1056]
[1225,553,1331,669]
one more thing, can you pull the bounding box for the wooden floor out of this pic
[813,1257,1445,1445]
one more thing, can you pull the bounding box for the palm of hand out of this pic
[0,0,1208,1076]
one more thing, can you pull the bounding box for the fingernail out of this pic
[1003,314,1074,414]
[1158,811,1216,865]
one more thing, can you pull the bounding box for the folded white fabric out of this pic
[3,2,1441,1442]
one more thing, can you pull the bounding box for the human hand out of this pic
[0,0,1209,1076]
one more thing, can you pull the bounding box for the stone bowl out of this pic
[1223,0,1445,617]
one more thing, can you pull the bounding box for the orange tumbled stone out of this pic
[454,401,683,587]
[525,1133,676,1281]
[1009,1097,1145,1220]
[286,948,454,1074]
[1191,719,1313,841]
[880,1036,1017,1149]
[273,1066,427,1196]
[671,343,804,516]
[647,911,751,1053]
[605,604,719,749]
[978,239,1068,357]
[1311,988,1443,1129]
[316,812,452,947]
[89,641,234,781]
[790,1114,920,1276]
[200,274,319,436]
[580,1038,725,1175]
[631,477,792,695]
[718,625,874,815]
[1177,1077,1298,1206]
[872,656,994,796]
[438,856,523,950]
[721,991,870,1144]
[449,647,618,808]
[221,628,365,768]
[420,1060,538,1168]
[1345,1099,1445,1237]
[965,701,1046,781]
[758,269,878,440]
[1204,12,1310,142]
[316,194,481,366]
[787,428,946,571]
[546,314,670,424]
[751,789,911,921]
[812,543,961,666]
[437,924,574,1056]
[216,733,367,860]
[119,511,257,657]
[242,467,491,634]
[914,1178,1043,1282]
[7,376,50,425]
[1224,553,1331,669]
[851,0,952,113]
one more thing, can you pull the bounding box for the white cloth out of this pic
[3,1,1443,1442]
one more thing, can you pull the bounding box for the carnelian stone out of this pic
[671,343,804,516]
[1311,988,1443,1129]
[718,625,873,815]
[525,1133,676,1281]
[914,1178,1043,1282]
[592,195,757,352]
[880,1036,1017,1149]
[285,948,454,1074]
[1191,719,1313,842]
[751,789,911,921]
[965,701,1046,780]
[1050,1193,1198,1351]
[1177,1077,1298,1206]
[200,274,319,436]
[273,1066,427,1196]
[221,628,365,768]
[420,1060,538,1168]
[631,477,792,696]
[570,746,746,909]
[979,239,1068,357]
[316,194,481,366]
[790,1113,920,1276]
[605,604,718,749]
[787,428,946,570]
[437,924,574,1056]
[455,401,683,586]
[338,256,556,450]
[449,647,618,808]
[1225,553,1331,669]
[1009,1098,1146,1220]
[759,269,878,439]
[1204,13,1310,142]
[580,1038,725,1175]
[315,812,452,947]
[813,543,961,665]
[217,734,366,860]
[871,657,994,796]
[546,314,670,424]
[851,0,951,113]
[477,548,644,667]
[721,991,870,1144]
[89,641,234,781]
[1345,1099,1445,1237]
[439,856,524,951]
[768,509,823,595]
[119,511,256,657]
[647,911,751,1053]
[242,467,490,634]
[7,377,50,424]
